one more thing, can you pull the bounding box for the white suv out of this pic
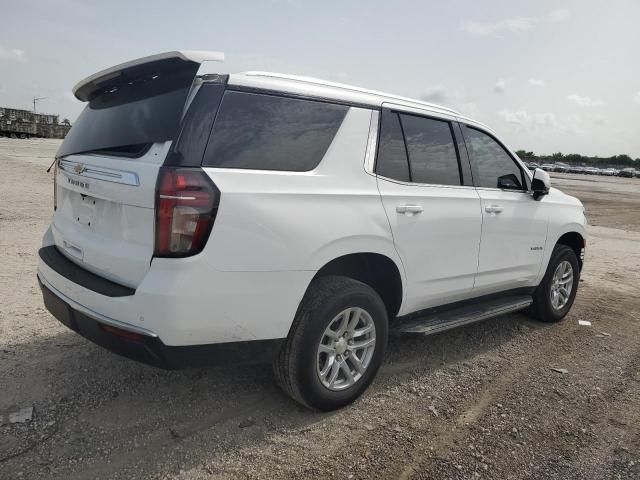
[38,51,586,410]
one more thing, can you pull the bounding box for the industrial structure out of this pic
[0,107,71,139]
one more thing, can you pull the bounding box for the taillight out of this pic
[154,167,220,257]
[53,161,58,211]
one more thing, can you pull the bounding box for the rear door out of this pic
[52,52,222,288]
[460,124,549,293]
[376,108,482,313]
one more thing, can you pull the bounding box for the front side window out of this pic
[375,110,410,182]
[202,91,348,171]
[400,114,461,186]
[463,127,524,190]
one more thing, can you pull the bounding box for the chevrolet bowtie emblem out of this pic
[74,163,86,175]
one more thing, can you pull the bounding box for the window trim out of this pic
[459,123,528,192]
[396,112,413,183]
[374,108,465,188]
[363,110,380,175]
[452,122,475,186]
[226,84,378,111]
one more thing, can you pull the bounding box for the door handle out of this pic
[485,204,504,214]
[396,204,424,215]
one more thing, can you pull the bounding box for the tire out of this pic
[527,244,580,322]
[274,275,388,411]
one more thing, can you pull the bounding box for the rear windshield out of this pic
[57,68,196,158]
[202,91,348,171]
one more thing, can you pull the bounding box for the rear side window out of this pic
[463,126,524,190]
[202,91,348,171]
[399,114,461,186]
[376,110,410,182]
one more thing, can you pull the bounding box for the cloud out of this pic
[419,85,448,104]
[533,112,559,128]
[498,109,569,132]
[498,109,528,124]
[593,115,609,125]
[549,9,571,22]
[461,17,537,36]
[634,92,640,105]
[417,87,478,117]
[462,10,570,37]
[457,102,480,119]
[0,46,27,63]
[494,79,506,94]
[567,94,605,107]
[528,78,546,87]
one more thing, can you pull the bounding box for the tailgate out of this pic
[53,145,169,288]
[52,51,224,288]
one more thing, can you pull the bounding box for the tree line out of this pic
[515,150,639,168]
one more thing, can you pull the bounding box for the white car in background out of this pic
[37,51,587,410]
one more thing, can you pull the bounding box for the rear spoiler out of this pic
[72,50,225,102]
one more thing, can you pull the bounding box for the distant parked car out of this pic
[584,167,599,175]
[527,162,540,171]
[541,164,555,171]
[554,163,570,173]
[602,168,616,176]
[567,166,584,174]
[619,168,636,178]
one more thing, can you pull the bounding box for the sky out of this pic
[1,0,639,158]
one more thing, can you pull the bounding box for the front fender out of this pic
[537,221,587,284]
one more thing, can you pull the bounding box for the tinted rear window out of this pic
[202,91,348,171]
[400,114,461,186]
[375,110,410,182]
[57,67,196,158]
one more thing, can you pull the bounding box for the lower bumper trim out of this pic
[38,277,284,369]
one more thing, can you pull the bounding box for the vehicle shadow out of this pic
[0,312,548,479]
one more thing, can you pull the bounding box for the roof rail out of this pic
[241,71,460,115]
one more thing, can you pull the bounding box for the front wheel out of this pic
[527,244,580,322]
[273,275,388,411]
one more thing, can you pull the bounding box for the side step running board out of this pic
[391,295,533,335]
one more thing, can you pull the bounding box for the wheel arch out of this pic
[310,252,405,320]
[556,231,586,270]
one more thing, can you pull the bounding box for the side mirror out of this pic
[497,173,522,190]
[531,168,550,200]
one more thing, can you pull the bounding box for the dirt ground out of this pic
[1,138,639,480]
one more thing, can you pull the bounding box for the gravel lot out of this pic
[1,138,639,479]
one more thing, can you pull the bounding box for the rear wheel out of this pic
[274,275,388,411]
[527,244,580,322]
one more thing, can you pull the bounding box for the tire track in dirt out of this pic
[389,288,640,480]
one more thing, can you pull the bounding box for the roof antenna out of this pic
[46,158,56,173]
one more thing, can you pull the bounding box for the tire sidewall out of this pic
[541,246,580,321]
[296,286,388,411]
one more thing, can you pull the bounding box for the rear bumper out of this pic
[38,276,284,369]
[37,228,314,345]
[39,245,135,297]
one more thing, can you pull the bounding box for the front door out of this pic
[460,124,549,293]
